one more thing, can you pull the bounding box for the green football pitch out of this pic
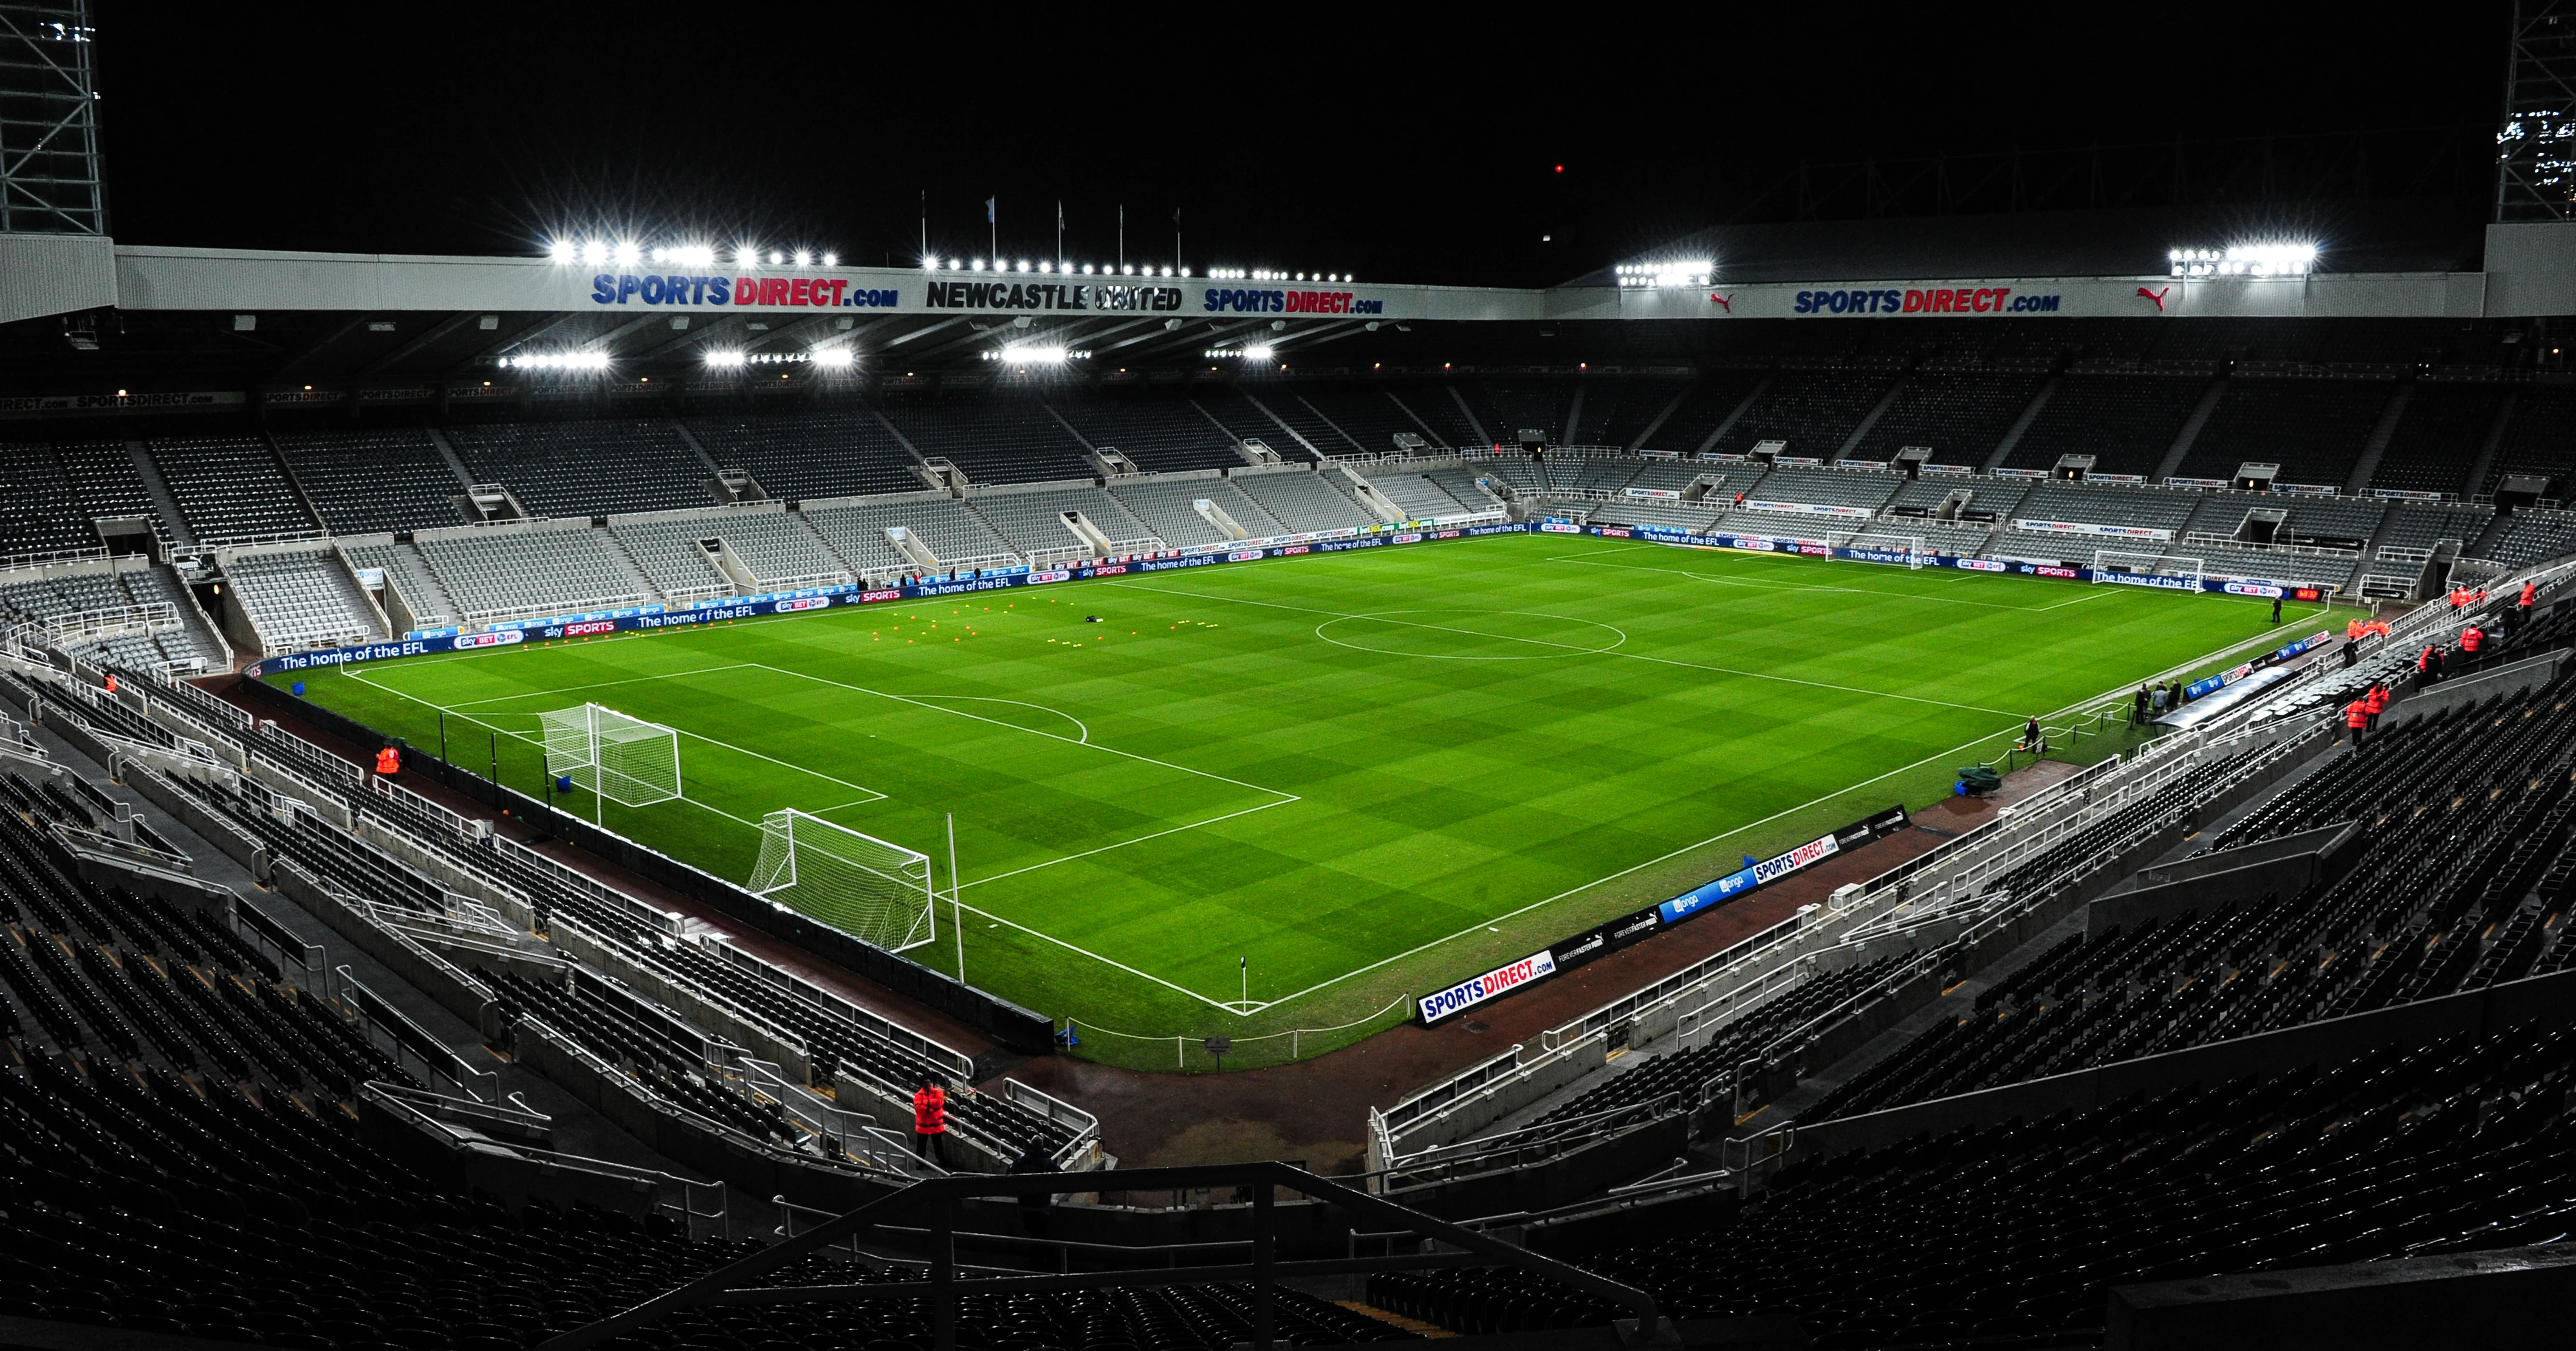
[284,532,2328,1068]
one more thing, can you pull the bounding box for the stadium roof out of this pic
[4,210,2575,402]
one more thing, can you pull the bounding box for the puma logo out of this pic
[1709,292,1732,311]
[2137,286,2171,312]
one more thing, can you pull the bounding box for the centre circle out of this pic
[1312,609,1629,661]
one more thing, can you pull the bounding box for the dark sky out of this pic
[96,2,2505,287]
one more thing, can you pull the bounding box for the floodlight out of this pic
[1017,259,1031,272]
[971,258,985,270]
[814,348,855,367]
[549,239,575,263]
[998,344,1069,363]
[614,242,640,265]
[650,247,669,263]
[737,247,756,267]
[1243,345,1276,361]
[583,241,609,266]
[705,351,745,367]
[793,250,810,266]
[1081,263,1094,275]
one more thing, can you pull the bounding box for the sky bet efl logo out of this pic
[589,273,903,308]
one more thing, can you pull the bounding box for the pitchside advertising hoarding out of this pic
[1414,804,1913,1026]
[239,520,1532,678]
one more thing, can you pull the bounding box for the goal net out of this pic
[540,703,682,808]
[2092,549,2202,589]
[747,810,937,952]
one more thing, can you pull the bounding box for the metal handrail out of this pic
[538,1161,1666,1351]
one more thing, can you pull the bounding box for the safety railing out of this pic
[0,545,110,574]
[43,601,180,641]
[361,1081,733,1239]
[998,1077,1105,1167]
[493,832,686,935]
[721,1053,933,1178]
[699,932,976,1080]
[540,1161,1664,1351]
[335,964,501,1101]
[1380,1093,1686,1188]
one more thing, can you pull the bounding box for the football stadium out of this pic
[5,5,2576,1348]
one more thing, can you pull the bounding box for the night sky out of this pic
[98,2,2504,287]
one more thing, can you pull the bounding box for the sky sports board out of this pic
[584,272,1380,316]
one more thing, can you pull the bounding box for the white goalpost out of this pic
[747,810,938,953]
[2093,549,2202,588]
[540,703,682,819]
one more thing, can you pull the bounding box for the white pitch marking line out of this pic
[1540,549,2060,610]
[737,661,1297,802]
[441,664,757,708]
[1309,608,1627,662]
[954,796,1299,890]
[1106,582,2022,718]
[905,693,1092,743]
[948,897,1259,1015]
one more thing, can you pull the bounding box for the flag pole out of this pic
[948,811,964,982]
[1117,204,1125,270]
[919,188,927,265]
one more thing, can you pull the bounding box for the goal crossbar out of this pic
[540,703,682,810]
[748,809,936,954]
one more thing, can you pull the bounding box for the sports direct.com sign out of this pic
[1418,950,1558,1025]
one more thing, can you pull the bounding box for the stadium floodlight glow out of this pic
[548,239,575,263]
[704,351,747,367]
[1615,260,1714,289]
[581,241,609,266]
[1244,343,1276,361]
[736,246,756,267]
[812,347,855,367]
[986,343,1088,363]
[650,247,668,263]
[1081,263,1095,274]
[613,242,641,266]
[677,244,716,266]
[501,352,612,371]
[793,250,811,267]
[2169,241,2318,278]
[970,258,985,270]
